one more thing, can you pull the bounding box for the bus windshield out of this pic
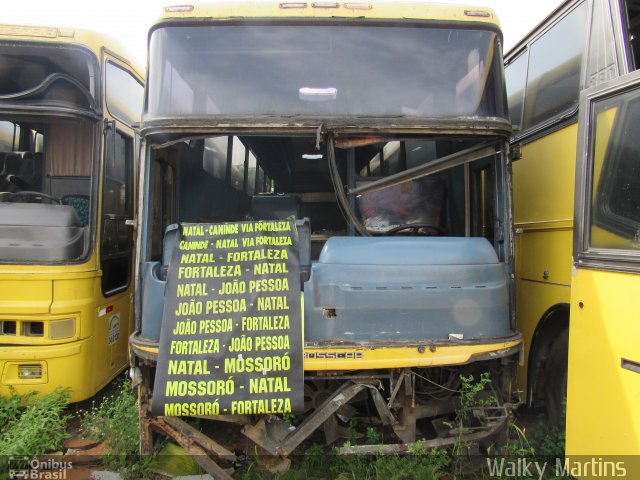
[147,23,506,121]
[0,118,94,263]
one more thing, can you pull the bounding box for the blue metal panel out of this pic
[304,237,510,342]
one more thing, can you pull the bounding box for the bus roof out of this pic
[0,23,144,78]
[156,1,500,28]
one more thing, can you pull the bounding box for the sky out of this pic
[3,0,564,66]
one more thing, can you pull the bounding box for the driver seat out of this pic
[0,154,24,192]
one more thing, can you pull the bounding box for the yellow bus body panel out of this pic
[0,279,52,314]
[0,256,133,402]
[158,2,500,27]
[512,124,577,392]
[566,268,640,456]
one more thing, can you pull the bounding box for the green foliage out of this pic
[0,387,70,459]
[366,427,383,445]
[82,376,141,473]
[330,447,450,480]
[347,418,358,444]
[457,372,495,424]
[0,387,33,429]
[300,443,326,471]
[523,421,566,459]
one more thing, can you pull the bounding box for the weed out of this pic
[457,372,495,424]
[0,387,70,474]
[301,443,326,471]
[82,376,142,475]
[0,387,34,429]
[347,418,358,444]
[366,427,383,445]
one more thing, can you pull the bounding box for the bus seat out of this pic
[62,195,90,226]
[162,223,180,267]
[29,152,43,188]
[140,223,180,340]
[249,194,299,220]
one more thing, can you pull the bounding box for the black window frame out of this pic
[100,124,135,296]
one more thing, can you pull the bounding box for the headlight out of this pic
[18,364,43,379]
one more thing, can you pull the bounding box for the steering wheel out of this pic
[386,223,446,236]
[7,191,62,204]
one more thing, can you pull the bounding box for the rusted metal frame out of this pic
[393,370,418,443]
[348,142,499,197]
[387,369,407,409]
[193,414,252,424]
[338,414,508,456]
[278,381,370,455]
[140,117,511,136]
[138,381,154,456]
[151,417,234,480]
[159,416,236,462]
[242,417,292,455]
[366,384,395,426]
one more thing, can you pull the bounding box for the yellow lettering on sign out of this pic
[253,263,289,275]
[164,401,220,416]
[165,378,235,396]
[224,354,291,373]
[169,339,220,355]
[198,318,233,334]
[205,298,247,314]
[176,283,208,297]
[168,359,211,375]
[257,296,289,311]
[180,253,216,264]
[241,315,290,331]
[249,376,291,394]
[230,398,292,414]
[179,240,209,250]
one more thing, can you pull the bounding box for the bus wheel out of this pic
[544,329,568,426]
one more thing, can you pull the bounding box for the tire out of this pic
[544,329,569,426]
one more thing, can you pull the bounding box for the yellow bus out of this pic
[0,25,144,402]
[129,1,521,472]
[504,0,640,426]
[565,65,640,469]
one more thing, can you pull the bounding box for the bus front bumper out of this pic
[0,338,93,402]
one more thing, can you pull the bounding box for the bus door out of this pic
[567,69,640,458]
[94,51,142,387]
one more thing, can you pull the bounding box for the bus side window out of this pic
[590,92,640,250]
[522,2,587,131]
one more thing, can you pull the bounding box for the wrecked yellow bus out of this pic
[0,25,144,402]
[130,2,521,473]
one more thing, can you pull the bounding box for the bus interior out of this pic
[141,132,512,344]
